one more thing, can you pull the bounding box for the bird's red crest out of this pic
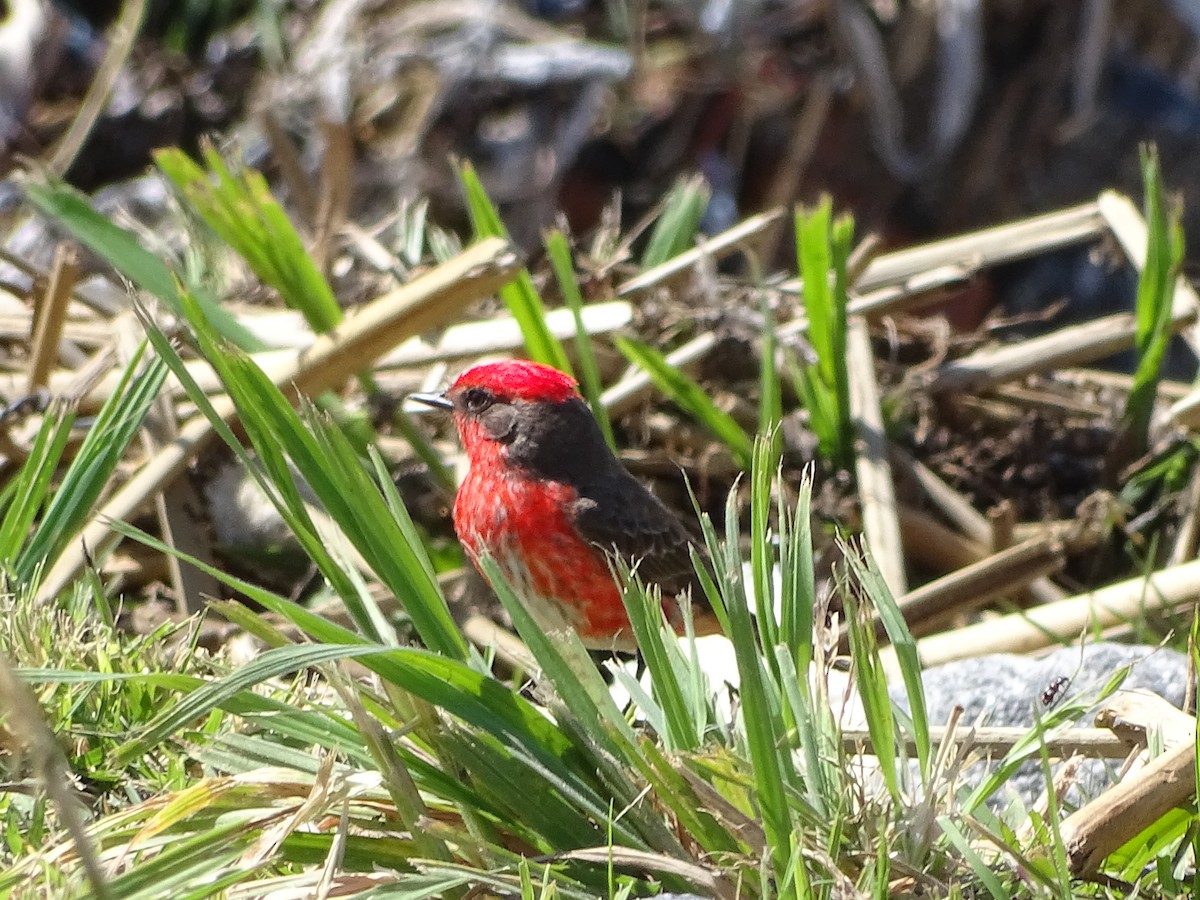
[452,360,580,403]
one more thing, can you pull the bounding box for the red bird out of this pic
[414,359,718,651]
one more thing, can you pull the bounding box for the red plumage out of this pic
[416,360,716,650]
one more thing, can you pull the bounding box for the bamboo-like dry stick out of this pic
[562,848,730,899]
[1093,690,1196,751]
[1168,389,1200,427]
[988,501,1016,552]
[892,448,991,545]
[848,317,906,595]
[1060,692,1197,876]
[851,536,1066,648]
[48,0,147,176]
[841,725,1131,759]
[840,264,973,320]
[1057,367,1190,401]
[929,309,1198,394]
[26,244,79,393]
[898,504,989,573]
[781,201,1106,295]
[313,119,354,271]
[8,296,629,414]
[260,109,319,224]
[0,316,112,347]
[991,384,1109,418]
[776,261,972,346]
[1170,463,1200,565]
[617,209,785,295]
[893,453,1073,604]
[887,556,1200,672]
[235,298,633,360]
[758,79,833,261]
[34,238,520,604]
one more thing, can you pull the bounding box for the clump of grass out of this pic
[792,197,854,469]
[155,145,343,334]
[1113,144,1186,471]
[1,344,167,589]
[0,578,224,875]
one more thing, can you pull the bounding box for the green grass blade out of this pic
[472,554,704,856]
[749,436,781,663]
[844,546,931,778]
[758,292,783,445]
[109,518,378,648]
[435,729,606,850]
[690,490,796,875]
[797,200,834,380]
[616,568,697,752]
[936,817,1008,900]
[473,554,637,754]
[303,404,467,655]
[80,822,254,900]
[779,466,816,673]
[841,547,900,800]
[774,645,834,818]
[364,651,595,791]
[640,175,710,269]
[114,643,395,765]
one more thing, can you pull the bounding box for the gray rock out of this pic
[911,643,1189,727]
[893,643,1192,807]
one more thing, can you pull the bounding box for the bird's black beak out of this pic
[409,391,454,411]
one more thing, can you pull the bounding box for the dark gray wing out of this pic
[569,470,709,600]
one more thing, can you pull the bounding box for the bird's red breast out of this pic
[454,449,635,647]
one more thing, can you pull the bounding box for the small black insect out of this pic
[1041,675,1070,707]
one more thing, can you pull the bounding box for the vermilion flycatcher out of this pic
[414,359,718,650]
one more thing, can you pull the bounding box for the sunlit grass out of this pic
[5,153,1195,899]
[1120,144,1185,465]
[792,197,854,470]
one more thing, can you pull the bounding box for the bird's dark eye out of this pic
[462,387,494,414]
